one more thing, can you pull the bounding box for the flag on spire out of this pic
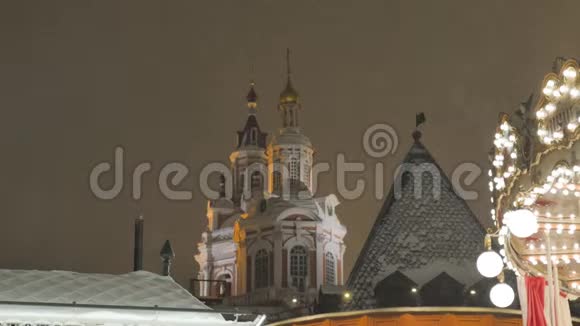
[416,112,426,127]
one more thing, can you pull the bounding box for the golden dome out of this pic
[279,78,299,104]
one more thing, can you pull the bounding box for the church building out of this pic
[194,53,347,312]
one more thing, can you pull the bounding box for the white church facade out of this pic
[194,54,347,308]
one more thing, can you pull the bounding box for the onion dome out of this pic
[279,48,299,105]
[280,78,299,104]
[246,81,257,109]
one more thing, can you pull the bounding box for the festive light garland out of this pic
[481,60,580,306]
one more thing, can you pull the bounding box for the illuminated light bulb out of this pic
[529,258,538,265]
[564,67,577,79]
[536,110,546,119]
[563,255,570,264]
[547,79,557,88]
[553,90,562,98]
[575,243,579,250]
[490,197,494,203]
[500,122,509,131]
[575,192,580,197]
[490,283,515,308]
[568,184,576,191]
[568,123,578,131]
[545,223,552,231]
[550,188,557,194]
[575,255,580,262]
[569,225,576,234]
[546,103,556,112]
[571,214,576,219]
[523,197,535,206]
[541,244,546,250]
[572,88,580,98]
[558,213,564,218]
[510,152,517,159]
[477,251,504,278]
[503,209,539,238]
[488,169,493,177]
[560,85,569,94]
[563,189,570,196]
[547,175,555,182]
[563,245,568,250]
[543,87,552,95]
[544,136,553,144]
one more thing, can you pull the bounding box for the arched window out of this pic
[290,246,308,291]
[289,157,299,186]
[251,171,262,193]
[325,252,336,285]
[273,171,282,193]
[255,249,270,289]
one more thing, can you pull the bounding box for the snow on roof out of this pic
[345,134,485,310]
[0,269,210,310]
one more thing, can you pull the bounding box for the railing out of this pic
[224,288,318,307]
[191,278,231,301]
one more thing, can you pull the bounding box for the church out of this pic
[194,53,347,314]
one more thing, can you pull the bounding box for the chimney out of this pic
[133,215,144,271]
[160,240,175,276]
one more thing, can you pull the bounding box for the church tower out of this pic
[230,82,268,205]
[195,57,346,317]
[269,49,314,197]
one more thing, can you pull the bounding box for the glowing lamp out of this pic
[477,251,503,278]
[490,283,515,308]
[503,209,538,238]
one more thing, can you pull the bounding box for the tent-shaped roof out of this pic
[345,132,485,310]
[0,269,208,309]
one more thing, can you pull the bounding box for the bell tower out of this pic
[269,49,314,198]
[230,82,269,205]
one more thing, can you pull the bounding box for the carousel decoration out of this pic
[478,58,580,324]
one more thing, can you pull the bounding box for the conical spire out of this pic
[160,240,174,259]
[280,48,299,105]
[160,240,175,276]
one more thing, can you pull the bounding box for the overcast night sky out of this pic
[1,0,580,287]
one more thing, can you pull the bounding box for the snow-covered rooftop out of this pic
[0,269,209,309]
